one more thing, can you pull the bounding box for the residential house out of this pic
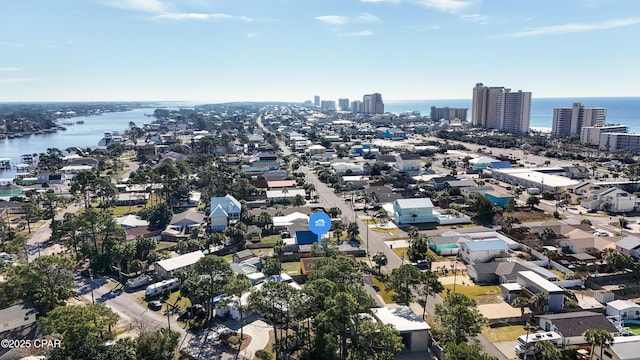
[116,192,149,206]
[266,189,306,202]
[607,300,640,320]
[0,201,25,214]
[562,165,590,179]
[379,128,406,140]
[396,153,422,172]
[468,156,502,171]
[233,249,255,264]
[581,187,637,213]
[209,194,241,232]
[459,239,509,264]
[0,302,37,334]
[470,261,558,285]
[517,271,564,313]
[592,336,640,360]
[331,162,363,175]
[244,225,262,242]
[558,233,617,255]
[392,198,435,225]
[372,306,430,352]
[538,311,618,346]
[428,236,463,256]
[616,236,640,260]
[484,190,515,208]
[154,250,205,279]
[162,209,205,241]
[426,176,458,190]
[445,179,477,189]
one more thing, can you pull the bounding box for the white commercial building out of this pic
[580,125,628,145]
[486,168,580,192]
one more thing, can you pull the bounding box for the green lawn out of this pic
[391,247,409,259]
[626,323,640,335]
[156,241,176,251]
[371,276,395,304]
[281,261,301,275]
[482,324,527,342]
[167,290,191,310]
[441,284,500,299]
[261,234,282,245]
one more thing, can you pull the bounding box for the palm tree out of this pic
[534,339,561,360]
[512,296,531,318]
[584,329,614,360]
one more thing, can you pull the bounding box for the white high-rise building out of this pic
[363,93,384,114]
[314,95,320,107]
[338,98,350,111]
[552,103,606,138]
[472,83,531,133]
[581,125,628,145]
[321,100,336,112]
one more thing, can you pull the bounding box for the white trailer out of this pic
[145,278,180,298]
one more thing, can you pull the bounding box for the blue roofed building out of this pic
[392,198,436,225]
[459,239,510,264]
[296,230,318,245]
[209,194,241,232]
[484,190,515,208]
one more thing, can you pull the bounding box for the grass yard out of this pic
[441,284,500,299]
[156,241,176,251]
[281,261,301,275]
[167,290,191,310]
[626,323,640,335]
[370,227,403,233]
[391,247,409,258]
[261,234,282,245]
[482,324,527,342]
[371,276,396,304]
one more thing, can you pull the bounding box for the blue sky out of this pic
[1,0,640,102]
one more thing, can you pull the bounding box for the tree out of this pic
[501,215,520,234]
[195,255,233,319]
[443,342,497,360]
[348,320,403,360]
[40,303,119,351]
[136,328,181,360]
[372,252,387,275]
[2,255,74,313]
[416,270,444,318]
[141,203,172,230]
[434,292,488,344]
[262,256,282,277]
[22,201,42,234]
[346,221,359,241]
[580,218,592,226]
[255,211,273,230]
[468,193,498,224]
[385,264,423,305]
[539,227,557,241]
[584,329,613,360]
[534,340,562,360]
[69,170,98,208]
[224,274,252,349]
[333,228,343,242]
[512,296,531,317]
[526,196,540,209]
[291,194,306,206]
[327,207,342,219]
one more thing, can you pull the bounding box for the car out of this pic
[411,260,431,270]
[594,231,609,237]
[148,300,163,311]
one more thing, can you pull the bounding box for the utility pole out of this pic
[166,303,171,331]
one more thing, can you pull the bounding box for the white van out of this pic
[145,278,180,298]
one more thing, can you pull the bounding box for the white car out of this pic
[594,231,609,237]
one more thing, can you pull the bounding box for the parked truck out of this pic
[145,278,180,298]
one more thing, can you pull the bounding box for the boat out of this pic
[0,158,11,170]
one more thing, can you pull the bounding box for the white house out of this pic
[209,194,241,232]
[580,187,637,213]
[154,250,205,279]
[331,162,363,175]
[459,239,509,264]
[266,189,306,202]
[593,336,640,360]
[372,306,431,352]
[517,271,564,313]
[607,299,640,320]
[616,236,640,260]
[395,153,422,172]
[392,198,435,225]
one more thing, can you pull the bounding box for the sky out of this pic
[1,0,640,102]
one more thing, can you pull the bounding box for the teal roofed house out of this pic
[484,190,515,208]
[392,198,436,225]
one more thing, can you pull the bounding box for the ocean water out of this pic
[385,97,640,133]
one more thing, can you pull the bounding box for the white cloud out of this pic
[245,32,258,38]
[315,16,350,25]
[461,13,489,24]
[154,13,253,21]
[356,13,381,23]
[102,0,167,14]
[416,0,475,13]
[0,67,22,72]
[315,13,380,25]
[503,17,640,38]
[338,30,374,37]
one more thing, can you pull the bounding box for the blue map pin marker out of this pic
[309,211,331,247]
